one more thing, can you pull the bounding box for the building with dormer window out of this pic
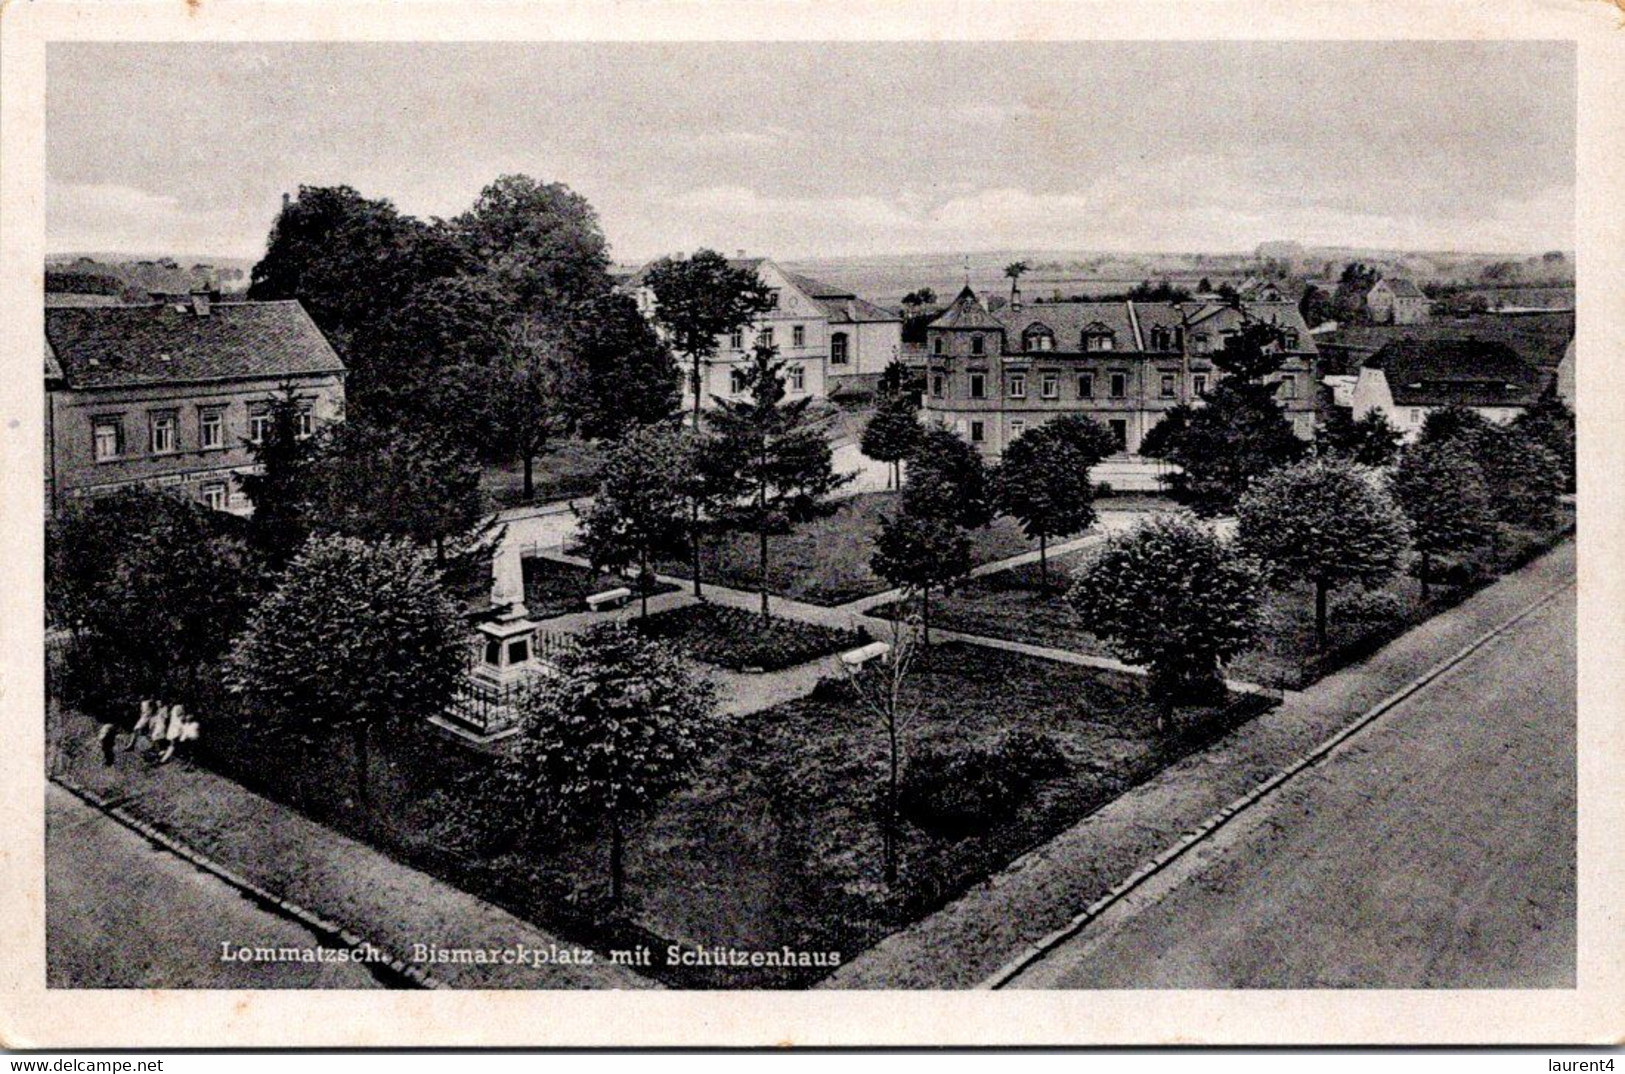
[922,286,1319,479]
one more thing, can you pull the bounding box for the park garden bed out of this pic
[871,507,1575,691]
[651,492,1037,607]
[633,603,867,671]
[47,639,1272,990]
[521,556,678,619]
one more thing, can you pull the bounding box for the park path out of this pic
[820,538,1576,988]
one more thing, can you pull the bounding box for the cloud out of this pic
[47,182,268,257]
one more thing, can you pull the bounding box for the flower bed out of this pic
[522,556,678,619]
[633,603,868,671]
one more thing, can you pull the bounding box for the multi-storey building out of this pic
[1367,277,1431,324]
[921,285,1319,466]
[44,293,346,513]
[624,256,901,409]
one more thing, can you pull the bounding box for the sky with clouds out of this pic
[46,41,1574,263]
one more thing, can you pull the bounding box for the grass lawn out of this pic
[521,556,678,620]
[656,492,1037,606]
[634,603,867,671]
[482,439,603,508]
[873,506,1577,691]
[606,642,1272,986]
[51,637,1268,990]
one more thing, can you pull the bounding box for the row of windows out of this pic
[727,324,852,362]
[91,403,311,463]
[728,363,807,394]
[962,417,1131,451]
[938,326,1301,357]
[929,370,1297,402]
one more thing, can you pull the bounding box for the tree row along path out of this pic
[817,538,1575,988]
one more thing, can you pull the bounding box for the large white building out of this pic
[623,256,901,410]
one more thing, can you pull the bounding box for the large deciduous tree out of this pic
[1388,441,1496,600]
[1068,513,1262,722]
[47,488,254,710]
[705,343,851,619]
[248,185,470,357]
[1236,458,1412,647]
[642,250,772,428]
[993,415,1113,590]
[227,536,465,817]
[301,420,486,565]
[562,292,682,440]
[577,423,692,618]
[452,173,613,317]
[1420,405,1566,527]
[493,623,718,906]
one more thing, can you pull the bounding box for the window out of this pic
[792,324,805,348]
[1010,419,1026,439]
[729,329,744,350]
[248,406,271,444]
[1109,372,1127,399]
[1041,372,1059,399]
[1008,374,1026,399]
[1023,327,1054,352]
[1282,329,1300,350]
[730,369,749,394]
[200,482,228,511]
[933,337,944,356]
[1410,409,1422,424]
[969,373,986,400]
[1160,374,1176,399]
[1109,420,1128,451]
[765,291,780,309]
[1084,328,1115,352]
[969,420,985,444]
[759,326,775,349]
[1279,374,1297,400]
[971,335,985,356]
[1192,333,1210,354]
[199,409,224,450]
[1077,373,1094,399]
[830,332,849,365]
[149,412,177,455]
[931,373,945,398]
[787,364,805,392]
[92,419,122,461]
[297,407,314,438]
[1193,374,1208,396]
[1150,326,1172,351]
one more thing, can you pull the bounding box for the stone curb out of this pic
[50,774,444,991]
[977,577,1575,989]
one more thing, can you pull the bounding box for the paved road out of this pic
[46,785,382,989]
[1009,584,1576,989]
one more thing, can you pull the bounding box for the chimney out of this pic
[737,249,747,259]
[282,191,291,212]
[190,288,211,317]
[1011,285,1023,312]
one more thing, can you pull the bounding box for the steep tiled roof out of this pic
[44,300,345,390]
[782,270,900,323]
[1377,277,1426,299]
[929,285,1005,331]
[1366,338,1540,408]
[997,301,1135,347]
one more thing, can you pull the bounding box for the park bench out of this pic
[839,641,891,668]
[585,586,633,612]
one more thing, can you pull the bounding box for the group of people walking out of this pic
[95,699,199,767]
